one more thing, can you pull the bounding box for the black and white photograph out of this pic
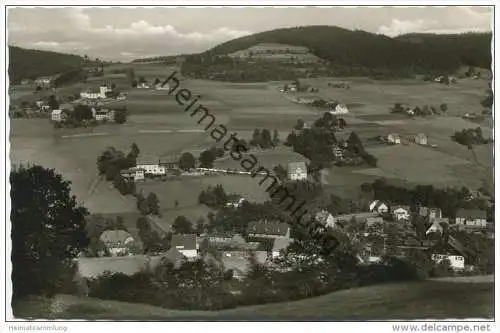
[1,1,497,327]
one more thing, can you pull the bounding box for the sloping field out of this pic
[13,280,493,320]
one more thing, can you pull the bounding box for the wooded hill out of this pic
[9,46,84,84]
[181,26,491,80]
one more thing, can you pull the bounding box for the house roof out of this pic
[392,205,410,212]
[334,212,380,222]
[415,133,427,138]
[287,162,307,173]
[456,208,487,219]
[370,200,388,210]
[247,220,290,236]
[51,109,62,115]
[99,230,133,244]
[171,234,197,250]
[388,133,400,139]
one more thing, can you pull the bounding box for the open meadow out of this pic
[10,63,493,217]
[13,279,494,320]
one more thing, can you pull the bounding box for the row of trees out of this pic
[250,128,280,148]
[391,103,448,116]
[286,113,376,168]
[198,185,228,208]
[96,143,140,195]
[451,127,492,148]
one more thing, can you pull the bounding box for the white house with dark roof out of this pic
[431,254,465,270]
[51,109,64,122]
[287,161,307,181]
[455,209,487,228]
[369,200,389,214]
[99,230,136,256]
[247,220,291,239]
[387,133,401,144]
[171,234,198,259]
[391,205,411,221]
[415,133,428,145]
[137,158,167,176]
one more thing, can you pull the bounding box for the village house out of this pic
[21,78,33,85]
[247,220,291,239]
[455,208,487,228]
[287,161,307,181]
[391,205,411,221]
[414,133,428,145]
[136,160,167,176]
[51,109,64,122]
[332,146,344,160]
[315,210,336,228]
[92,107,115,121]
[35,76,53,86]
[155,83,171,91]
[225,195,246,208]
[80,84,112,100]
[431,254,465,270]
[137,82,150,89]
[369,200,389,214]
[426,218,450,235]
[99,230,136,256]
[328,102,349,115]
[171,234,198,259]
[387,133,401,144]
[120,167,145,182]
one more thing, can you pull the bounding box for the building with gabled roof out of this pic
[171,234,198,259]
[247,220,291,239]
[455,208,487,228]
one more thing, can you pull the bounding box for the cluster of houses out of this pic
[381,132,429,146]
[51,104,116,122]
[314,200,490,270]
[80,83,113,100]
[75,218,294,283]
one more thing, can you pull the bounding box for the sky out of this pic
[7,6,493,62]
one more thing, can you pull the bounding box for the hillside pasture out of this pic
[13,280,493,320]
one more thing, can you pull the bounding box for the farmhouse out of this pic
[171,234,198,259]
[426,218,449,235]
[271,238,293,258]
[137,160,167,176]
[332,212,380,226]
[387,133,401,144]
[391,205,410,221]
[137,82,150,89]
[155,83,171,91]
[51,109,64,122]
[35,76,53,86]
[99,230,136,256]
[328,102,349,115]
[369,200,389,214]
[287,161,307,181]
[92,107,115,121]
[431,254,465,270]
[247,220,291,239]
[455,208,487,228]
[414,133,428,145]
[120,167,145,182]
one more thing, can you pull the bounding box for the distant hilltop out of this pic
[179,25,491,82]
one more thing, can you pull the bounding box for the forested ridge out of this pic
[9,46,84,84]
[181,26,491,80]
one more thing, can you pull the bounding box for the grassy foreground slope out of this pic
[13,280,494,320]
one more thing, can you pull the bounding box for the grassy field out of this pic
[12,280,494,320]
[9,62,493,216]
